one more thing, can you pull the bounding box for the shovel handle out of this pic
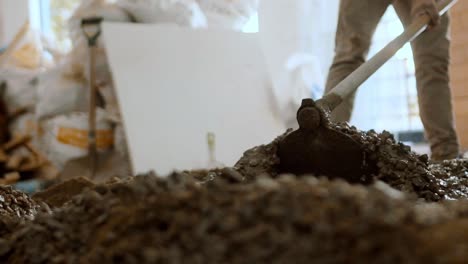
[322,0,457,111]
[81,17,103,177]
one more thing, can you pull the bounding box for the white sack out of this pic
[116,0,207,27]
[0,67,38,111]
[39,109,114,169]
[35,65,88,120]
[195,0,258,30]
[0,67,40,136]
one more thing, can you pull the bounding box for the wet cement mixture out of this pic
[0,186,39,220]
[236,122,468,201]
[1,125,468,263]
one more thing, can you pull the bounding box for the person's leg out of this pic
[324,0,391,122]
[394,0,459,160]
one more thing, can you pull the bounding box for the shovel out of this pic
[277,0,457,182]
[81,17,104,178]
[60,17,132,182]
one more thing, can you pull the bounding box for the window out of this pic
[242,13,259,33]
[350,8,423,135]
[29,0,81,53]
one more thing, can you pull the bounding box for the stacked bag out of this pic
[7,0,259,172]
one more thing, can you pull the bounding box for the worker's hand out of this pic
[411,0,440,28]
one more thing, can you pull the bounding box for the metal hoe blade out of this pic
[277,99,374,183]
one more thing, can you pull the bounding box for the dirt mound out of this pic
[0,186,41,257]
[2,174,468,263]
[326,124,468,201]
[33,177,96,207]
[0,186,39,220]
[235,125,468,201]
[0,125,467,263]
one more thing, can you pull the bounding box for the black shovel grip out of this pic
[81,17,104,46]
[81,17,103,26]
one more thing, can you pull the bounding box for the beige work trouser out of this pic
[325,0,459,160]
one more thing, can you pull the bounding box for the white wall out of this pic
[259,0,298,92]
[300,0,339,75]
[259,0,339,89]
[0,0,30,46]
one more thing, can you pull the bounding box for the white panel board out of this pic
[102,23,285,175]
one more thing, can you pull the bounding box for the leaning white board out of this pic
[102,23,286,175]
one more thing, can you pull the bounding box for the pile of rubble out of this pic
[0,134,58,185]
[0,185,39,220]
[235,123,468,201]
[333,123,468,201]
[0,126,467,263]
[1,173,468,263]
[0,184,41,256]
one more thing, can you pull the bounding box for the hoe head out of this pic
[277,99,374,183]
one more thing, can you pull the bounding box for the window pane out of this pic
[46,0,81,52]
[350,7,422,134]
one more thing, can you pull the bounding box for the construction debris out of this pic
[332,123,468,201]
[0,172,468,263]
[0,128,464,263]
[32,177,95,207]
[236,123,468,201]
[0,134,58,186]
[0,68,59,186]
[0,185,39,220]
